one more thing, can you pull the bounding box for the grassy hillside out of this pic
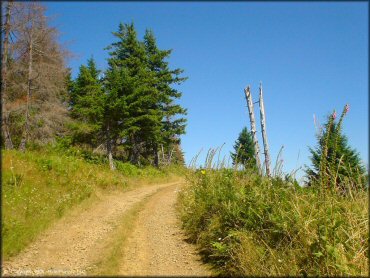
[2,147,181,259]
[178,169,368,276]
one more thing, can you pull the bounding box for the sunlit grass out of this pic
[178,149,368,276]
[2,148,181,259]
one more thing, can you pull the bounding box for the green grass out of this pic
[2,148,181,259]
[178,169,368,276]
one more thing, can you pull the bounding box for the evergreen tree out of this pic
[68,22,188,168]
[172,143,186,165]
[105,22,186,166]
[143,29,187,166]
[106,23,157,165]
[103,59,129,167]
[70,57,128,170]
[69,57,105,147]
[305,107,367,190]
[231,127,257,169]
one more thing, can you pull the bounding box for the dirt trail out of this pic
[2,181,178,276]
[2,181,213,276]
[119,183,212,276]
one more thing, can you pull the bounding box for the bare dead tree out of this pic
[1,0,14,149]
[18,3,38,151]
[259,82,271,177]
[6,2,70,150]
[244,85,262,174]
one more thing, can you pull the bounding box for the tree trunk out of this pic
[1,0,14,149]
[168,146,174,165]
[106,125,115,170]
[129,134,139,165]
[153,143,159,168]
[19,30,33,152]
[161,144,165,164]
[107,140,115,170]
[244,85,262,175]
[259,82,271,177]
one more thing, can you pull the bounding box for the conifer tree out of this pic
[68,22,188,168]
[305,107,367,190]
[106,23,163,165]
[231,127,257,169]
[70,57,128,170]
[102,59,129,168]
[69,57,105,146]
[143,29,187,166]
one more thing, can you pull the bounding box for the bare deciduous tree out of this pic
[2,1,70,150]
[1,0,14,149]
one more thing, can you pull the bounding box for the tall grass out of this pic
[2,147,181,259]
[178,152,368,276]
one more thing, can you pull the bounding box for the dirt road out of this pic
[2,181,212,276]
[119,184,212,276]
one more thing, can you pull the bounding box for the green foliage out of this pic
[67,22,187,167]
[178,169,368,276]
[305,105,367,191]
[144,29,187,164]
[69,57,107,146]
[230,127,257,170]
[106,22,160,164]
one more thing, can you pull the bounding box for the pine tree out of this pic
[305,107,367,190]
[143,29,187,166]
[172,143,186,165]
[68,22,188,168]
[106,22,163,165]
[69,57,105,146]
[70,57,126,170]
[103,59,129,168]
[231,127,257,169]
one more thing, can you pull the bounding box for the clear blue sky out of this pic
[45,1,368,180]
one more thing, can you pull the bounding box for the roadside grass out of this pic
[2,148,182,259]
[178,168,368,276]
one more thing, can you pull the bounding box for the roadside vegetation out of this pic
[2,144,182,259]
[179,168,367,276]
[179,106,368,276]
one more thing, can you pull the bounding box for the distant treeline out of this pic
[1,1,187,168]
